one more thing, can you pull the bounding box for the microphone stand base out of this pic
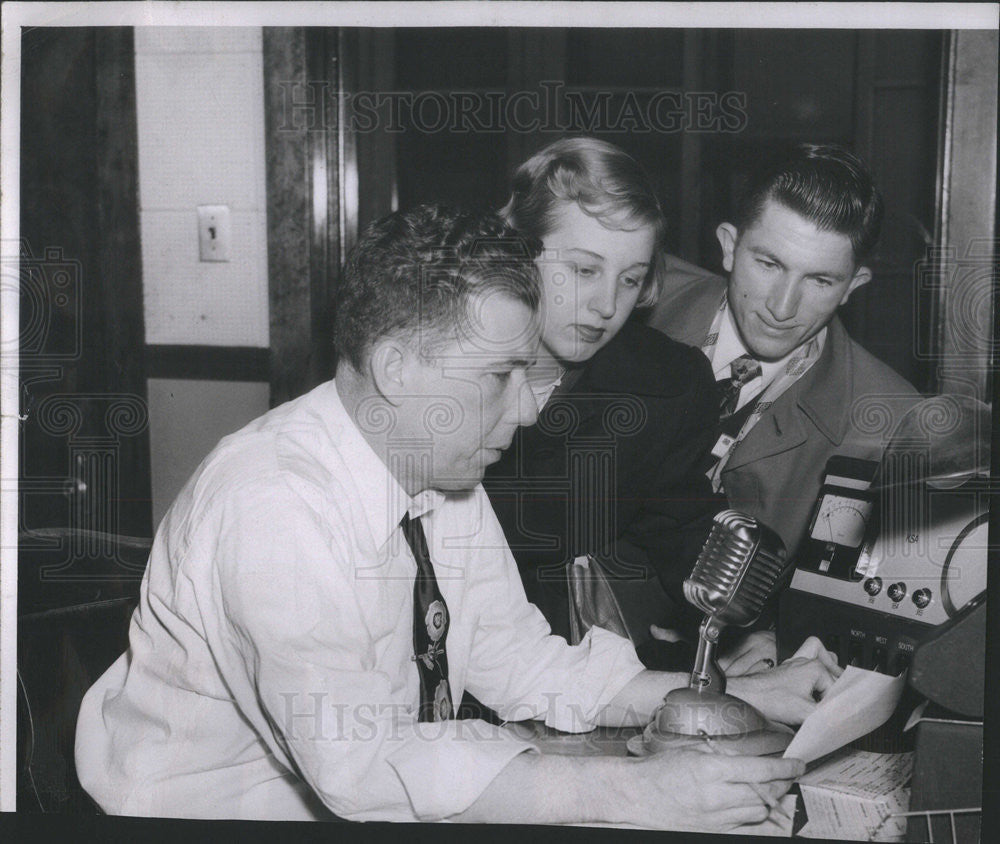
[628,688,794,757]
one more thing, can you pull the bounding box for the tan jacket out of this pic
[642,256,919,555]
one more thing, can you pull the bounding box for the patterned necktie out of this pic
[718,354,762,418]
[400,512,453,722]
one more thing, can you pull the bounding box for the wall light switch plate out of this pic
[197,205,231,262]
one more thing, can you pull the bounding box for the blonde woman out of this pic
[483,138,723,668]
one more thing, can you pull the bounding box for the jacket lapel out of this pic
[723,392,809,470]
[794,317,855,445]
[723,318,853,471]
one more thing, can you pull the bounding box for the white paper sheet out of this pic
[783,666,907,763]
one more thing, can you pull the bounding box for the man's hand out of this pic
[785,635,842,672]
[622,749,805,831]
[456,736,805,829]
[727,635,842,725]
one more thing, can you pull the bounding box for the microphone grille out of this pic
[684,510,788,625]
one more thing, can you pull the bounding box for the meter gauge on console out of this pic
[809,493,873,549]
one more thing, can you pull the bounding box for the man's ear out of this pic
[369,339,407,405]
[716,223,739,273]
[840,265,873,306]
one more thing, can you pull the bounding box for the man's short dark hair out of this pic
[334,204,542,372]
[733,143,883,262]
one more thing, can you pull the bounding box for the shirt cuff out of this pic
[543,626,645,733]
[385,720,538,820]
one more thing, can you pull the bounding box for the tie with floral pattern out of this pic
[718,354,762,418]
[401,512,453,722]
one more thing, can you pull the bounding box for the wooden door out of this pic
[18,27,150,590]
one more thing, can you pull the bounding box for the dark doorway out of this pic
[18,26,149,813]
[18,27,150,543]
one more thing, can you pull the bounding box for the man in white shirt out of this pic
[76,204,838,831]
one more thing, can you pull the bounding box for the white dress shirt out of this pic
[75,380,644,822]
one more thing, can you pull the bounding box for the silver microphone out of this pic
[645,510,796,755]
[684,510,789,693]
[685,510,790,628]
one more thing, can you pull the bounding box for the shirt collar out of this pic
[713,301,827,387]
[408,488,445,521]
[325,380,444,551]
[530,372,564,413]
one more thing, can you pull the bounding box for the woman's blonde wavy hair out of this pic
[500,137,668,308]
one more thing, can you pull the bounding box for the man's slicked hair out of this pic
[335,204,542,372]
[734,143,884,262]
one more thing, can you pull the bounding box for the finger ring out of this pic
[762,658,775,669]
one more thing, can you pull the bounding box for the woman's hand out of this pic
[719,630,778,676]
[649,623,688,644]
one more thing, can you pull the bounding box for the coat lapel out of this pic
[723,391,809,470]
[794,318,855,446]
[724,318,854,471]
[649,261,858,473]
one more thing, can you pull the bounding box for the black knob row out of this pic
[862,578,932,608]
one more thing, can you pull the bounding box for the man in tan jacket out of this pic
[645,144,918,558]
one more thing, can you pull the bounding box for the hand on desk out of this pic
[727,635,843,726]
[627,748,805,832]
[645,625,842,726]
[458,727,803,830]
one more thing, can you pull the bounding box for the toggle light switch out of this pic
[197,205,231,262]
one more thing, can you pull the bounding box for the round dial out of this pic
[864,577,882,596]
[810,494,872,548]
